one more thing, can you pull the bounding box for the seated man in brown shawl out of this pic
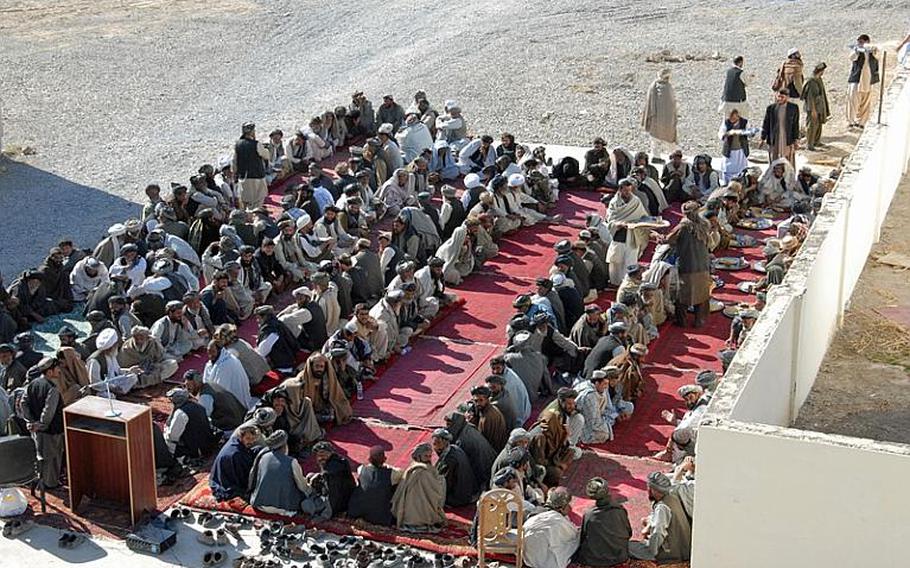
[529,387,581,486]
[391,442,447,533]
[609,343,649,402]
[282,353,352,425]
[466,385,508,452]
[118,326,178,387]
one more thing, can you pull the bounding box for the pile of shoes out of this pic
[165,506,475,568]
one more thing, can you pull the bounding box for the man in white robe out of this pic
[70,256,109,302]
[396,113,434,163]
[605,180,650,285]
[202,341,253,409]
[86,328,140,394]
[522,487,580,568]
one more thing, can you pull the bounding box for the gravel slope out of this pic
[0,0,907,276]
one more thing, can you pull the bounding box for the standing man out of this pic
[23,358,65,489]
[232,122,270,210]
[846,34,880,129]
[719,55,749,119]
[640,68,678,162]
[802,62,831,151]
[761,90,800,168]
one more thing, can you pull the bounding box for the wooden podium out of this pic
[64,396,157,525]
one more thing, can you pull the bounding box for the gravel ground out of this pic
[0,0,907,277]
[795,173,910,445]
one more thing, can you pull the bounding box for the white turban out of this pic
[463,173,483,189]
[507,173,525,187]
[96,328,119,351]
[296,214,312,230]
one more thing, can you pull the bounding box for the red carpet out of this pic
[352,336,501,427]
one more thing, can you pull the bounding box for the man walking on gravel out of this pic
[232,122,270,210]
[802,62,830,150]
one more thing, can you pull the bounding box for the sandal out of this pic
[2,520,34,538]
[215,528,229,546]
[197,529,216,546]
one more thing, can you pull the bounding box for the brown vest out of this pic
[657,491,692,562]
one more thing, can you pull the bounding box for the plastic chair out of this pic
[477,488,523,568]
[0,435,46,513]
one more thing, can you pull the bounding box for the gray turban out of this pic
[557,387,578,401]
[432,428,452,442]
[253,407,278,428]
[411,443,433,460]
[166,387,190,407]
[508,428,530,444]
[647,471,672,494]
[265,430,288,450]
[546,487,573,509]
[696,370,718,391]
[492,467,519,488]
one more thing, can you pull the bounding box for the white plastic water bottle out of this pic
[356,381,364,400]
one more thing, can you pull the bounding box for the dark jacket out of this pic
[347,464,395,526]
[575,498,632,566]
[761,102,800,147]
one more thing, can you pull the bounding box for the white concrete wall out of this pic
[693,65,910,567]
[693,423,910,568]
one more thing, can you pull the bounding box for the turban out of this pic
[507,173,525,187]
[696,370,718,390]
[601,365,621,378]
[166,387,190,407]
[312,441,334,454]
[266,430,289,450]
[292,286,312,298]
[672,427,693,446]
[252,407,277,428]
[677,384,703,398]
[546,487,572,509]
[608,322,628,334]
[557,387,577,401]
[508,428,530,444]
[96,328,119,351]
[585,477,611,500]
[411,443,433,460]
[432,428,452,442]
[630,343,648,356]
[492,467,519,488]
[507,447,530,468]
[647,471,672,494]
